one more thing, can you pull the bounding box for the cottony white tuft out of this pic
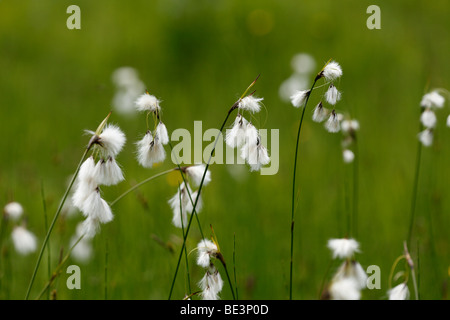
[3,202,24,221]
[321,61,343,81]
[312,102,329,123]
[225,114,249,148]
[135,93,161,112]
[420,109,437,129]
[341,119,359,133]
[418,129,433,147]
[11,226,37,255]
[185,164,211,187]
[156,122,169,145]
[136,131,166,168]
[82,190,114,223]
[290,89,310,108]
[388,283,410,300]
[329,277,361,300]
[325,111,341,133]
[98,124,126,157]
[94,157,124,186]
[196,239,218,268]
[420,91,445,109]
[343,149,355,163]
[198,265,224,300]
[327,238,360,259]
[238,96,264,113]
[325,84,341,105]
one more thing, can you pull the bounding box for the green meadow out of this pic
[1,0,449,300]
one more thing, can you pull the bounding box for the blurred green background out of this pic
[1,0,449,300]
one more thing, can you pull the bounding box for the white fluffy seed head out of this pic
[80,217,101,239]
[70,230,93,263]
[98,124,126,157]
[290,89,310,108]
[325,84,341,105]
[420,109,437,129]
[94,157,124,186]
[185,164,211,187]
[325,111,341,133]
[3,202,24,221]
[329,277,361,300]
[136,131,166,168]
[321,61,343,81]
[199,267,224,300]
[168,182,197,229]
[156,122,169,145]
[312,102,329,123]
[327,238,360,259]
[447,115,450,128]
[197,239,218,268]
[343,149,355,163]
[418,129,433,147]
[388,283,410,300]
[420,91,445,109]
[11,226,37,255]
[238,96,264,113]
[82,190,113,223]
[225,114,249,148]
[135,93,161,112]
[246,142,270,172]
[341,119,359,133]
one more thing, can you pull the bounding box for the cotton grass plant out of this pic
[288,59,343,299]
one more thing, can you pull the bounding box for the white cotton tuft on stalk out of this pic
[420,109,437,129]
[196,239,218,268]
[388,283,410,300]
[320,61,343,81]
[198,265,224,300]
[325,84,341,105]
[156,122,170,145]
[418,129,433,147]
[135,92,161,113]
[290,89,310,108]
[11,226,37,255]
[325,110,341,133]
[98,124,127,157]
[327,238,360,259]
[343,149,355,163]
[185,164,211,187]
[420,90,445,109]
[312,102,329,123]
[238,95,264,113]
[136,131,166,168]
[225,114,249,148]
[3,202,24,221]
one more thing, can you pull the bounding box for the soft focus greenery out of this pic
[1,0,449,300]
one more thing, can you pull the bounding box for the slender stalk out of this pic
[40,183,51,300]
[219,260,236,300]
[179,184,191,296]
[168,76,258,300]
[407,123,423,248]
[168,107,235,300]
[25,146,91,300]
[352,139,359,238]
[105,238,109,300]
[233,233,239,300]
[34,235,85,300]
[109,168,176,207]
[290,78,319,300]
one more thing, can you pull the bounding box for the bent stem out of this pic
[290,78,319,300]
[168,76,259,300]
[109,168,177,207]
[25,146,91,300]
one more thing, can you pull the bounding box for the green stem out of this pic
[40,182,51,300]
[105,238,109,300]
[233,233,239,300]
[290,78,318,300]
[407,123,423,248]
[168,103,237,300]
[179,184,191,296]
[352,139,359,238]
[109,168,176,207]
[25,146,91,300]
[220,261,236,300]
[34,234,85,300]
